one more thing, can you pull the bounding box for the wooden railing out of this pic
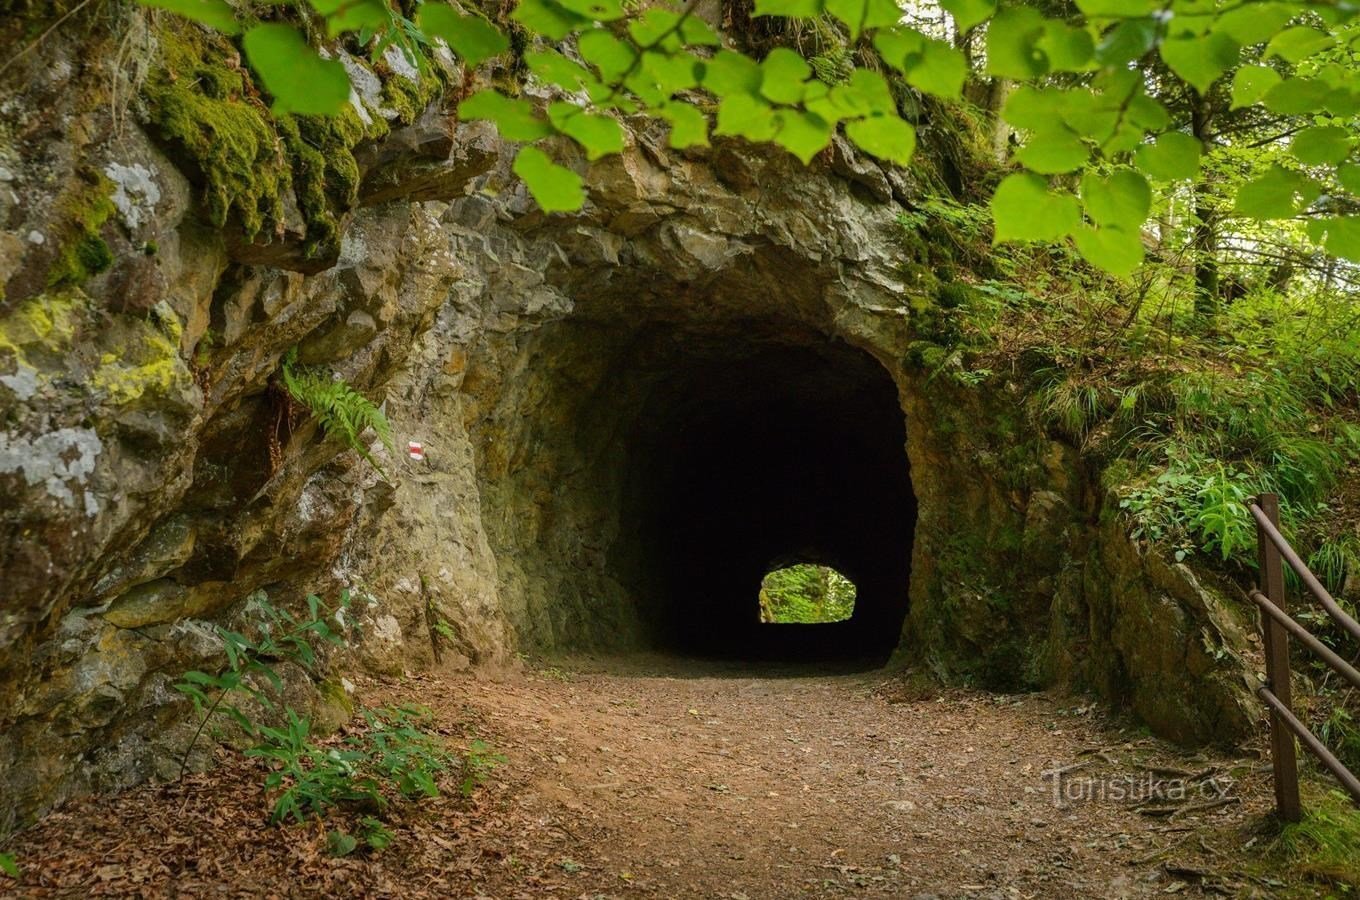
[1249,493,1360,822]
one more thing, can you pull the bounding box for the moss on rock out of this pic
[46,171,117,289]
[143,23,414,261]
[143,23,291,243]
[90,303,188,405]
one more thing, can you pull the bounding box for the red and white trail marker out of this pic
[407,441,425,461]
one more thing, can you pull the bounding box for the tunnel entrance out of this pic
[614,330,916,665]
[473,316,917,667]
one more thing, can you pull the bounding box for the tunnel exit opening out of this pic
[759,564,857,624]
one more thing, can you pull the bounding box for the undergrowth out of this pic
[900,193,1360,590]
[176,591,502,855]
[1270,790,1360,890]
[899,191,1360,763]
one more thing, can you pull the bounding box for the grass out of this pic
[1271,790,1360,890]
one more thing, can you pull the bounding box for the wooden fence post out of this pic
[1257,492,1302,823]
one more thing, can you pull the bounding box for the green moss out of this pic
[143,23,290,243]
[0,292,81,368]
[377,53,446,125]
[144,22,404,259]
[47,171,116,288]
[89,304,187,405]
[276,107,369,259]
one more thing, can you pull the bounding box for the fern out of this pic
[281,348,396,477]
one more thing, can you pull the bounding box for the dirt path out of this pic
[4,657,1304,898]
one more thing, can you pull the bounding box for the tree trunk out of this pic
[1190,93,1219,317]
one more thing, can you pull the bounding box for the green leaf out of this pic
[511,0,590,40]
[1214,3,1294,46]
[1265,26,1334,63]
[1230,65,1281,109]
[1159,32,1238,94]
[1133,131,1201,181]
[1095,17,1157,65]
[579,29,635,81]
[1234,165,1321,219]
[1001,86,1067,131]
[714,93,779,141]
[753,0,824,15]
[556,0,626,21]
[940,0,995,32]
[905,39,968,99]
[527,49,600,92]
[774,110,835,163]
[680,16,723,46]
[513,148,585,213]
[459,91,553,141]
[307,0,388,35]
[1338,163,1360,195]
[1039,20,1094,72]
[641,50,700,94]
[1076,0,1154,15]
[548,104,624,159]
[659,102,709,149]
[991,173,1080,243]
[1073,224,1144,278]
[0,852,19,879]
[629,8,683,48]
[1263,77,1331,115]
[1291,125,1354,166]
[700,50,763,97]
[1080,168,1151,230]
[845,115,915,165]
[760,47,811,104]
[417,6,509,67]
[1015,129,1088,174]
[1324,88,1360,118]
[328,830,358,857]
[241,25,350,116]
[1306,216,1360,262]
[830,69,896,116]
[986,7,1048,79]
[1126,93,1169,131]
[825,0,901,39]
[872,27,925,73]
[139,0,239,33]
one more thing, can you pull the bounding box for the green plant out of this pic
[460,738,507,798]
[1274,790,1360,887]
[175,591,352,777]
[359,816,394,851]
[0,853,17,879]
[247,707,383,823]
[280,348,396,477]
[1193,467,1255,562]
[174,592,482,844]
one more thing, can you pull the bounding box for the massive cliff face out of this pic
[0,11,1258,831]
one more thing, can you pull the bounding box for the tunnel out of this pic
[619,335,915,663]
[470,313,917,666]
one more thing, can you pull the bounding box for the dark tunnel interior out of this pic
[615,336,917,665]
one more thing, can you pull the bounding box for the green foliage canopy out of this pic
[135,0,1360,278]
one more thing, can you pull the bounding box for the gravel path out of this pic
[3,657,1299,898]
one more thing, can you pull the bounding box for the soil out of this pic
[0,656,1318,898]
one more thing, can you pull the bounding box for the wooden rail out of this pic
[1250,493,1360,822]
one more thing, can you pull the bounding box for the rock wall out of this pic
[0,10,1257,832]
